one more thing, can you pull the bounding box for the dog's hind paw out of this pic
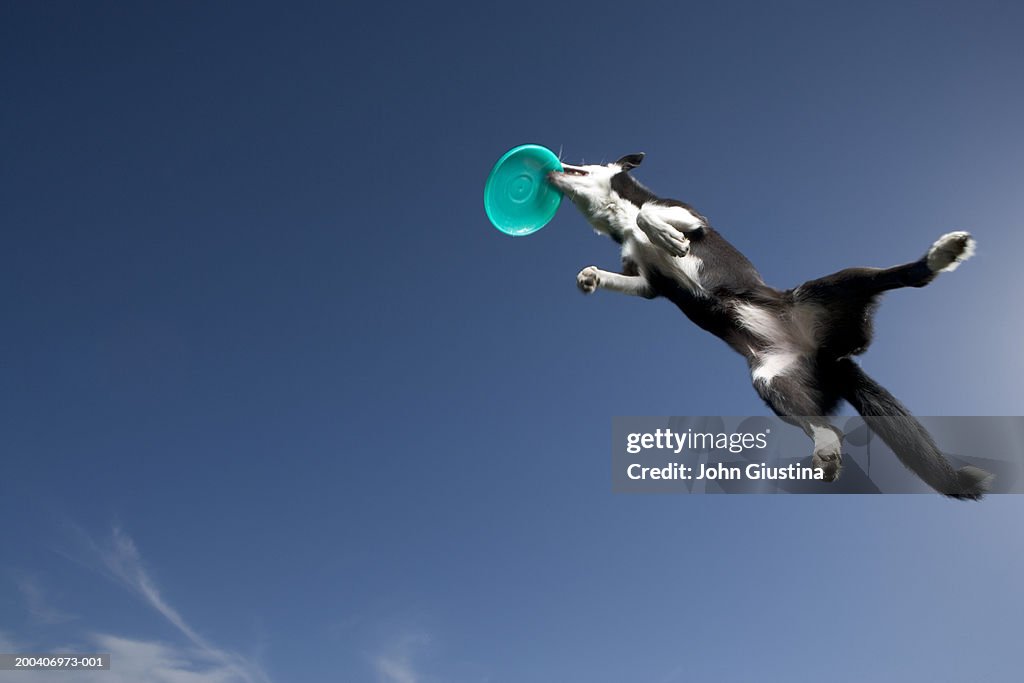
[927,231,976,273]
[812,448,843,483]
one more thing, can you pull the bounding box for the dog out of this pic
[547,152,991,499]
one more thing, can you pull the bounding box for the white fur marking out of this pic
[638,203,702,232]
[671,254,704,291]
[636,241,705,295]
[751,351,801,383]
[735,302,785,343]
[636,204,703,257]
[737,302,822,385]
[811,425,841,456]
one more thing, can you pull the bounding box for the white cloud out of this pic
[16,576,76,625]
[375,655,418,683]
[43,525,274,683]
[372,632,430,683]
[91,633,243,683]
[0,631,262,683]
[97,527,211,650]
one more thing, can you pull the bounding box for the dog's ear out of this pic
[616,152,645,171]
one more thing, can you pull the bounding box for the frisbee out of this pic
[484,144,564,236]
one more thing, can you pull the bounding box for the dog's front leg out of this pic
[636,204,704,257]
[576,266,654,298]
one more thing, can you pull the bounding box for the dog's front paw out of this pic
[671,235,691,258]
[577,266,600,294]
[652,231,690,258]
[636,205,694,258]
[927,231,976,273]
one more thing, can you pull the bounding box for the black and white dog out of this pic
[548,153,991,499]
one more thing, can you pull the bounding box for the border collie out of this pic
[548,152,991,499]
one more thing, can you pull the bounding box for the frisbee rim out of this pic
[484,144,564,236]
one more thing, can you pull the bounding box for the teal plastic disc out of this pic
[484,144,563,236]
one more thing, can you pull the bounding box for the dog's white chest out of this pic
[624,233,705,295]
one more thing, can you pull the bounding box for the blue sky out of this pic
[2,1,1023,681]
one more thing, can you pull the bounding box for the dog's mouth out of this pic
[559,164,588,177]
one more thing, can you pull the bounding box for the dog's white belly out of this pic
[736,301,825,384]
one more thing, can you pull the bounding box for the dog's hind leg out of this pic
[797,232,976,299]
[750,363,845,481]
[792,232,976,358]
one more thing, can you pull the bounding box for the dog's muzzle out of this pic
[559,163,588,177]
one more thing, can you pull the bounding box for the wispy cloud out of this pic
[375,655,418,683]
[92,633,252,683]
[68,525,273,683]
[0,631,265,683]
[373,632,429,683]
[16,575,76,625]
[95,527,210,650]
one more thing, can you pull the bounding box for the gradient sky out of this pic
[2,2,1023,682]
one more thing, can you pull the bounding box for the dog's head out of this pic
[546,153,645,212]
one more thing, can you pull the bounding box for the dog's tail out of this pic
[833,357,992,500]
